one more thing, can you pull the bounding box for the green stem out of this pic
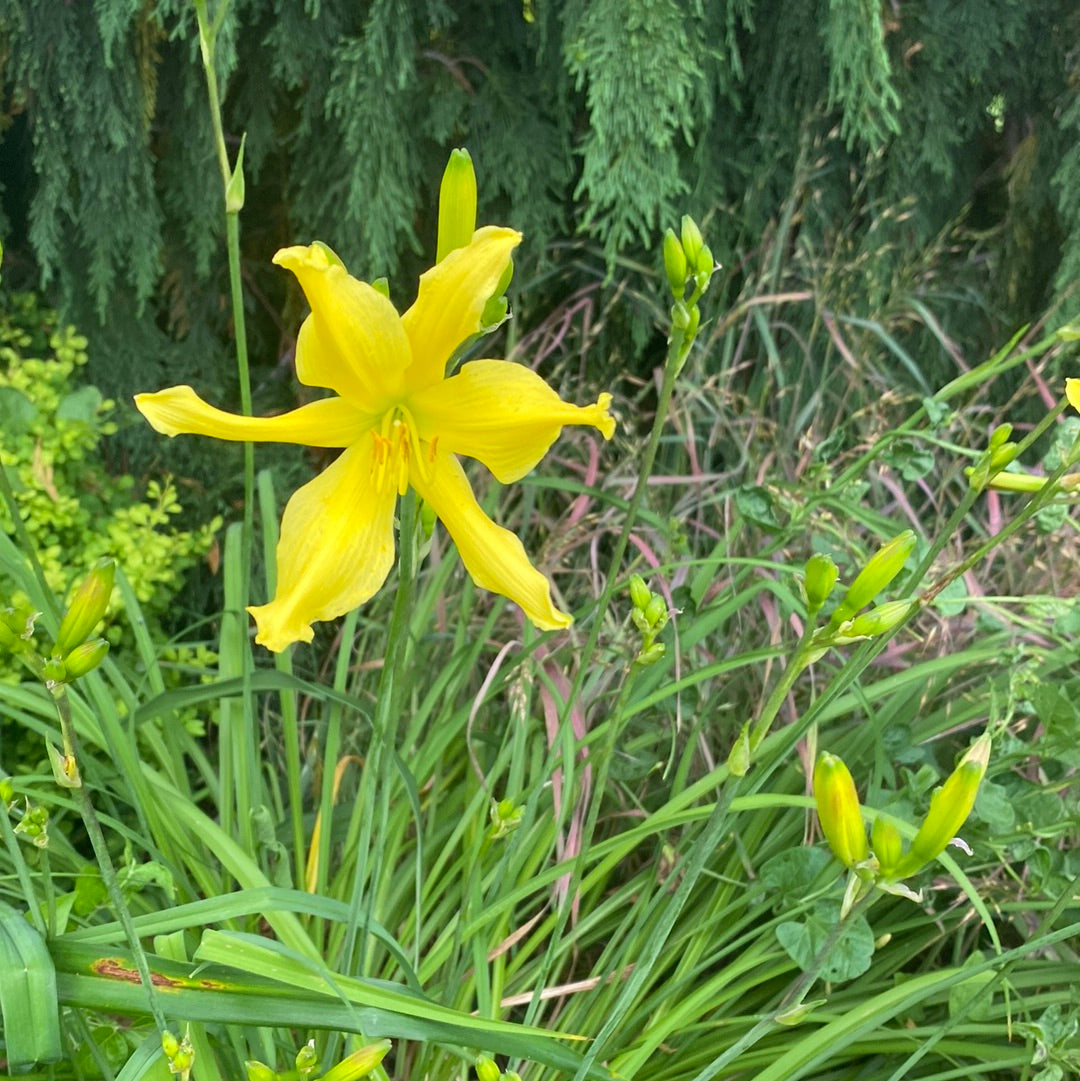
[52,685,167,1034]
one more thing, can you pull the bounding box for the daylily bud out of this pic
[813,752,868,868]
[663,228,688,298]
[437,148,478,263]
[680,215,704,267]
[54,559,115,659]
[967,467,1045,493]
[644,594,667,629]
[695,244,715,278]
[635,641,666,665]
[0,778,13,805]
[988,423,1013,450]
[894,733,991,877]
[830,530,916,626]
[629,573,651,611]
[841,598,915,639]
[476,1056,501,1081]
[245,1061,277,1081]
[320,1040,392,1081]
[295,1041,319,1076]
[727,721,752,777]
[871,815,903,874]
[62,638,110,680]
[225,133,247,214]
[804,552,839,616]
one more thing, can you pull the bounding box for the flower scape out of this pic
[136,228,615,651]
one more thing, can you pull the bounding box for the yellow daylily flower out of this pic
[136,227,615,651]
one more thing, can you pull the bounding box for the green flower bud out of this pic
[871,815,903,874]
[635,641,666,666]
[663,228,688,298]
[295,1042,319,1076]
[62,638,110,681]
[680,215,704,267]
[644,594,667,629]
[225,133,247,214]
[476,1057,501,1081]
[841,598,915,640]
[830,531,916,626]
[245,1061,278,1081]
[727,721,752,778]
[804,552,839,616]
[671,300,691,330]
[55,559,115,659]
[694,244,715,278]
[894,733,991,877]
[813,752,868,868]
[970,467,1045,493]
[988,423,1013,450]
[162,1032,180,1059]
[629,573,651,611]
[437,148,478,263]
[321,1040,392,1081]
[0,778,13,805]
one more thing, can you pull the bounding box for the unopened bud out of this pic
[804,552,839,616]
[727,721,752,777]
[0,778,13,804]
[295,1042,319,1077]
[437,148,478,263]
[629,573,651,611]
[60,638,109,680]
[663,229,688,298]
[871,815,903,874]
[476,1056,501,1081]
[245,1061,277,1081]
[894,733,990,877]
[320,1039,392,1081]
[635,641,666,666]
[644,594,667,629]
[813,752,868,868]
[830,531,916,626]
[225,134,247,214]
[841,599,915,640]
[54,559,115,658]
[680,215,704,267]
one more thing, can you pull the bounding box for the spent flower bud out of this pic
[813,752,868,868]
[54,559,114,659]
[225,133,247,214]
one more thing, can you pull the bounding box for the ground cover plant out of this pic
[1,3,1079,1081]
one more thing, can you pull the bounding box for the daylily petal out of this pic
[275,244,410,409]
[410,360,615,483]
[401,226,521,389]
[1067,378,1080,413]
[248,438,396,651]
[411,451,572,631]
[135,385,374,446]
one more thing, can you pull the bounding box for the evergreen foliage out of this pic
[0,0,1076,405]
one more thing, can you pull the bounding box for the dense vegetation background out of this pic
[1,0,1077,417]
